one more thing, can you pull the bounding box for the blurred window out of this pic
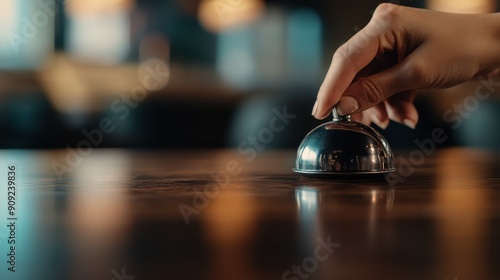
[65,0,133,64]
[0,0,54,69]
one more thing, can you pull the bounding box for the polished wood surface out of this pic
[1,148,499,280]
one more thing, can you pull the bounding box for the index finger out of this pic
[313,10,390,119]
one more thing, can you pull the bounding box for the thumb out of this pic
[336,51,429,115]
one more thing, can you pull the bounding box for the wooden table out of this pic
[1,148,499,280]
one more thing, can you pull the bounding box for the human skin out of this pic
[312,3,500,129]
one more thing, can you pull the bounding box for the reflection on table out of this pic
[0,148,499,280]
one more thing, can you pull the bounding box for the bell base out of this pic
[293,168,395,180]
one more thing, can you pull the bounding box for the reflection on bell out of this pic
[294,108,396,177]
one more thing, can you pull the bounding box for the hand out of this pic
[312,3,500,129]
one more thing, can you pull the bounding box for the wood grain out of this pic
[3,148,500,280]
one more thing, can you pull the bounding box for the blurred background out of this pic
[0,0,499,150]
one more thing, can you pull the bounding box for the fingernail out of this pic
[311,100,319,116]
[337,97,359,116]
[371,114,389,130]
[403,119,416,129]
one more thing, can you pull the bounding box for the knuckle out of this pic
[357,78,385,104]
[333,44,357,72]
[404,62,431,87]
[373,3,400,23]
[333,44,351,63]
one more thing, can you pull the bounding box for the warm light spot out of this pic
[427,0,495,13]
[205,189,257,244]
[66,0,134,15]
[204,189,258,280]
[371,190,377,203]
[68,151,131,239]
[38,54,141,115]
[433,148,489,278]
[198,0,265,32]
